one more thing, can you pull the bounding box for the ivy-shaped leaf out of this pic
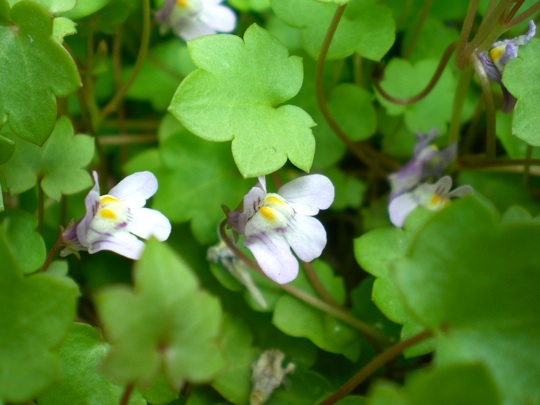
[6,0,76,14]
[0,116,94,200]
[0,263,79,402]
[273,261,362,361]
[170,23,316,178]
[503,40,540,146]
[37,323,146,405]
[271,0,395,61]
[393,196,540,404]
[0,1,80,145]
[0,209,45,274]
[95,239,225,390]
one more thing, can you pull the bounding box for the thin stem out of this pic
[319,330,433,405]
[456,0,479,68]
[470,53,496,159]
[508,1,540,27]
[448,67,473,145]
[98,134,157,145]
[374,42,457,105]
[40,232,64,273]
[218,221,391,345]
[101,0,151,119]
[301,260,342,308]
[403,0,432,59]
[119,383,135,405]
[504,0,525,24]
[315,4,388,178]
[463,0,512,54]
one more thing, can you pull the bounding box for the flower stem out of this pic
[40,232,64,273]
[119,383,134,405]
[301,260,342,309]
[508,1,540,27]
[315,4,390,177]
[219,221,391,345]
[373,41,457,105]
[456,0,479,69]
[319,330,433,405]
[448,66,473,145]
[101,0,151,120]
[403,0,432,59]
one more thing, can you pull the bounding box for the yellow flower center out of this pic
[257,194,293,227]
[490,45,505,62]
[176,0,188,7]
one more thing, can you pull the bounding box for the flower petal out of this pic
[88,232,145,260]
[108,171,158,208]
[389,192,419,227]
[238,184,266,234]
[76,171,101,247]
[278,174,334,215]
[200,3,236,33]
[128,207,171,241]
[178,20,216,41]
[447,185,473,198]
[245,232,298,284]
[284,214,327,262]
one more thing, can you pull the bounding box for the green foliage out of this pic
[170,23,316,178]
[393,196,540,404]
[0,116,94,200]
[271,0,395,61]
[504,40,540,146]
[95,239,225,390]
[0,0,80,145]
[0,263,79,402]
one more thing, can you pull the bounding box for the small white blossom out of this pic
[389,176,472,227]
[228,175,334,284]
[61,171,171,260]
[155,0,237,41]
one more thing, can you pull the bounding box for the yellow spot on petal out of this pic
[260,207,276,222]
[490,46,504,62]
[100,195,120,205]
[176,0,188,7]
[430,194,441,206]
[266,195,285,206]
[99,208,117,220]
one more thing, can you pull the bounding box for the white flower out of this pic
[155,0,237,41]
[61,171,171,260]
[228,175,334,284]
[389,176,473,227]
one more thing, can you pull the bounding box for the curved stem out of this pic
[119,383,134,405]
[218,221,391,345]
[315,4,388,178]
[470,53,496,159]
[374,42,457,105]
[319,330,433,405]
[403,0,432,59]
[301,260,342,309]
[101,0,151,119]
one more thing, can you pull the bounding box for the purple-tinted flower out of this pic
[389,176,473,227]
[228,175,334,284]
[477,21,536,111]
[155,0,236,41]
[388,130,456,200]
[61,171,171,260]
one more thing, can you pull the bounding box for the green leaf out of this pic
[170,23,316,178]
[271,0,395,61]
[376,59,454,134]
[495,112,540,159]
[503,40,540,146]
[0,264,79,402]
[37,323,146,405]
[0,1,80,145]
[6,0,76,14]
[59,0,110,19]
[52,16,76,42]
[0,209,45,274]
[367,363,500,405]
[125,40,196,112]
[229,0,270,12]
[273,261,362,361]
[96,239,225,390]
[155,114,251,243]
[393,196,540,404]
[0,134,14,164]
[0,116,94,200]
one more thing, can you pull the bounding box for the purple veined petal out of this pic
[278,174,335,215]
[245,232,298,284]
[388,161,423,200]
[200,2,236,32]
[447,185,474,198]
[238,185,266,234]
[88,232,146,260]
[128,207,171,241]
[284,214,327,262]
[498,43,518,68]
[76,171,101,247]
[413,130,439,157]
[477,51,502,83]
[108,171,158,209]
[500,84,517,112]
[178,20,217,41]
[389,192,419,227]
